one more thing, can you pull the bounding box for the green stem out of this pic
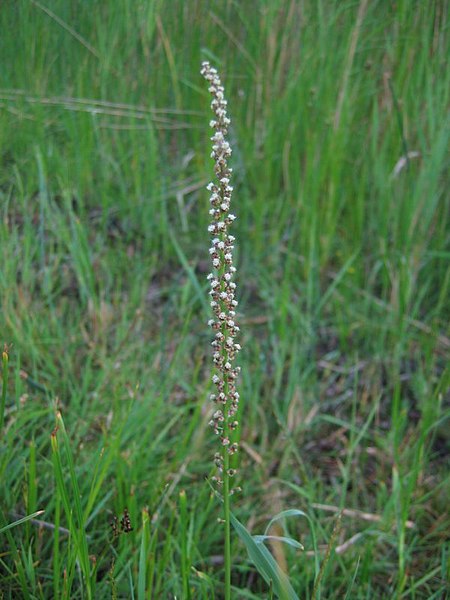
[0,350,9,434]
[223,449,231,600]
[217,231,232,599]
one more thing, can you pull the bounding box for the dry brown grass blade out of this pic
[312,502,415,529]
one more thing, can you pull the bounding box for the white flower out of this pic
[202,61,241,481]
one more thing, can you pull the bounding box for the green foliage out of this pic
[231,509,318,600]
[231,512,300,600]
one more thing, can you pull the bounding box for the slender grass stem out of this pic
[0,349,9,434]
[223,447,231,600]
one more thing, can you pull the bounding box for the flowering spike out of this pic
[201,61,240,491]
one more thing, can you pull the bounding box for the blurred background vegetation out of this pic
[0,1,449,598]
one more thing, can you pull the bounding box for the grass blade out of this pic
[0,510,45,535]
[230,511,299,600]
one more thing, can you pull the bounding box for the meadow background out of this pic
[0,1,449,598]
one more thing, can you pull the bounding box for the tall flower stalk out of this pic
[201,61,241,600]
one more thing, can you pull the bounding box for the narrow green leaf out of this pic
[230,512,299,600]
[169,229,209,313]
[253,535,304,551]
[138,509,150,600]
[0,510,45,535]
[263,509,311,537]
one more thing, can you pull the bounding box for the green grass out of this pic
[0,0,449,597]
